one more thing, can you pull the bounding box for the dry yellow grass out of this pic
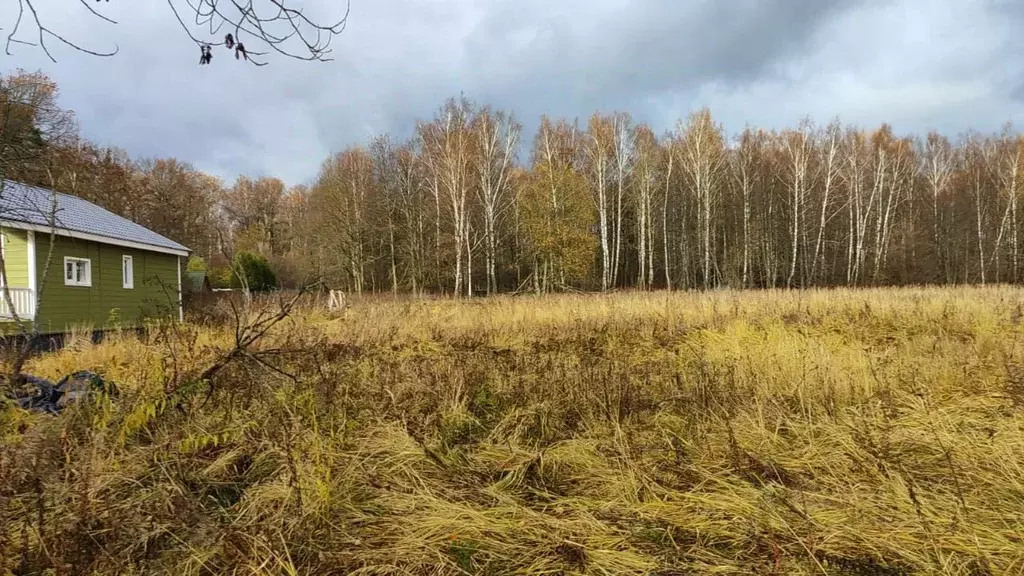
[3,286,1024,575]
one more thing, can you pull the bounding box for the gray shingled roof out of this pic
[0,179,188,254]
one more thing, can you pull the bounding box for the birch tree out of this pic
[310,147,374,293]
[632,125,660,289]
[396,142,430,295]
[810,120,842,284]
[584,114,615,290]
[418,97,476,296]
[676,108,726,289]
[920,132,956,283]
[843,128,880,285]
[872,130,914,282]
[661,135,675,289]
[961,133,995,285]
[521,117,591,292]
[993,126,1023,283]
[370,135,403,295]
[222,175,285,256]
[780,121,813,288]
[473,107,521,295]
[610,112,636,286]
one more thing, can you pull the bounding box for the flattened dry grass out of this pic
[3,286,1024,575]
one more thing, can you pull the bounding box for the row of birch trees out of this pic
[7,70,1024,294]
[297,97,1024,294]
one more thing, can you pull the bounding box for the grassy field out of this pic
[2,286,1024,575]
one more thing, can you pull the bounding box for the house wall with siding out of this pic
[1,229,30,289]
[34,235,180,333]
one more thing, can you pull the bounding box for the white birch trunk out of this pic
[663,153,673,290]
[812,124,839,283]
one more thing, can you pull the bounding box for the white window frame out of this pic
[64,257,92,287]
[122,255,134,289]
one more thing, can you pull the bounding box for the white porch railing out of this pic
[0,288,35,320]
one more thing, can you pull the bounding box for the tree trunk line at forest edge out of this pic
[4,73,1024,295]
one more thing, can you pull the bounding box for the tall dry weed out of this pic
[2,286,1023,574]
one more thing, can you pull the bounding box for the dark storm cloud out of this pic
[2,0,1023,185]
[460,0,866,136]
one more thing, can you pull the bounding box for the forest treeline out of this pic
[3,69,1023,294]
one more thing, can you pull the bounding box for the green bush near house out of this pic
[186,256,207,272]
[106,307,122,329]
[207,266,233,289]
[232,251,277,292]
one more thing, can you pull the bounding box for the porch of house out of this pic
[0,226,38,322]
[0,287,36,321]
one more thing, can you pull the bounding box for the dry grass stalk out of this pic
[2,285,1024,574]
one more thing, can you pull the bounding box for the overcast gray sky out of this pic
[2,0,1023,186]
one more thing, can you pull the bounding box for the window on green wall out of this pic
[122,255,134,289]
[64,257,91,287]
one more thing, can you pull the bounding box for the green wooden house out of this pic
[0,180,189,334]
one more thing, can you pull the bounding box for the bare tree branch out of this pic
[168,0,352,66]
[5,0,120,62]
[3,0,349,66]
[77,0,118,26]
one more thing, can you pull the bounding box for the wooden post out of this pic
[327,290,347,312]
